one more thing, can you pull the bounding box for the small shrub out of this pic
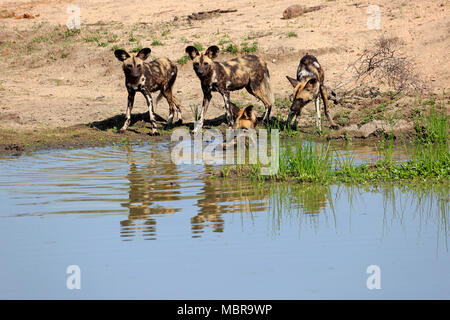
[63,29,81,38]
[177,55,189,65]
[287,31,297,38]
[130,45,143,53]
[151,40,164,46]
[193,43,204,51]
[240,41,258,53]
[111,45,124,52]
[225,44,238,54]
[129,32,138,43]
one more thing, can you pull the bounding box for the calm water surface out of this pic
[0,141,448,299]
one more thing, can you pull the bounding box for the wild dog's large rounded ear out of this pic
[205,45,219,59]
[185,46,200,60]
[114,49,130,62]
[286,75,299,88]
[136,48,151,60]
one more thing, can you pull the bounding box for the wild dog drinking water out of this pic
[185,45,274,133]
[286,54,338,130]
[219,104,257,149]
[233,104,257,130]
[114,47,182,135]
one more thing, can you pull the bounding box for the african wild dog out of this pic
[233,104,257,130]
[185,45,274,133]
[286,54,338,130]
[114,47,182,135]
[219,104,258,149]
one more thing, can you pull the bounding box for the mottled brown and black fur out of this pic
[286,54,337,130]
[114,47,182,135]
[185,45,274,133]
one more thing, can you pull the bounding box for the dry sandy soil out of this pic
[0,0,449,139]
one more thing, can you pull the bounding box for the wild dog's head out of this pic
[185,45,219,78]
[285,75,320,114]
[114,48,151,80]
[234,105,257,130]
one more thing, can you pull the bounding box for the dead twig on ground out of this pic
[187,9,237,21]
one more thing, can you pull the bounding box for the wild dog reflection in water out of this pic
[118,146,332,240]
[120,145,181,241]
[191,173,270,238]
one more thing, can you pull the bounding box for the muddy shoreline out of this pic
[0,114,420,157]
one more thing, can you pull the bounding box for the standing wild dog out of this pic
[185,45,274,133]
[286,54,338,130]
[114,47,182,135]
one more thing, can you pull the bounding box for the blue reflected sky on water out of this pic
[0,143,448,299]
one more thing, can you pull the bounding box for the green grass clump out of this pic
[177,55,189,65]
[287,31,298,38]
[334,146,449,182]
[130,45,143,53]
[225,44,238,54]
[414,105,448,145]
[218,34,232,49]
[224,107,449,184]
[111,45,125,52]
[193,43,204,51]
[151,40,164,46]
[240,41,258,53]
[334,111,351,126]
[359,102,387,125]
[128,32,138,43]
[241,138,449,183]
[278,140,333,182]
[63,29,81,38]
[83,29,117,47]
[263,114,298,137]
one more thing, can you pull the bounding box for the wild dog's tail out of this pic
[156,62,181,108]
[168,62,182,109]
[262,68,274,106]
[155,92,164,107]
[155,91,181,108]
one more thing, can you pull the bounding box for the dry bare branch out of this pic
[331,37,425,102]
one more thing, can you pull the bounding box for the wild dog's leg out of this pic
[161,89,176,125]
[220,91,234,127]
[320,85,338,129]
[142,90,159,135]
[193,89,212,133]
[246,85,273,123]
[287,110,299,127]
[120,89,136,132]
[173,96,183,123]
[262,102,272,123]
[315,95,322,132]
